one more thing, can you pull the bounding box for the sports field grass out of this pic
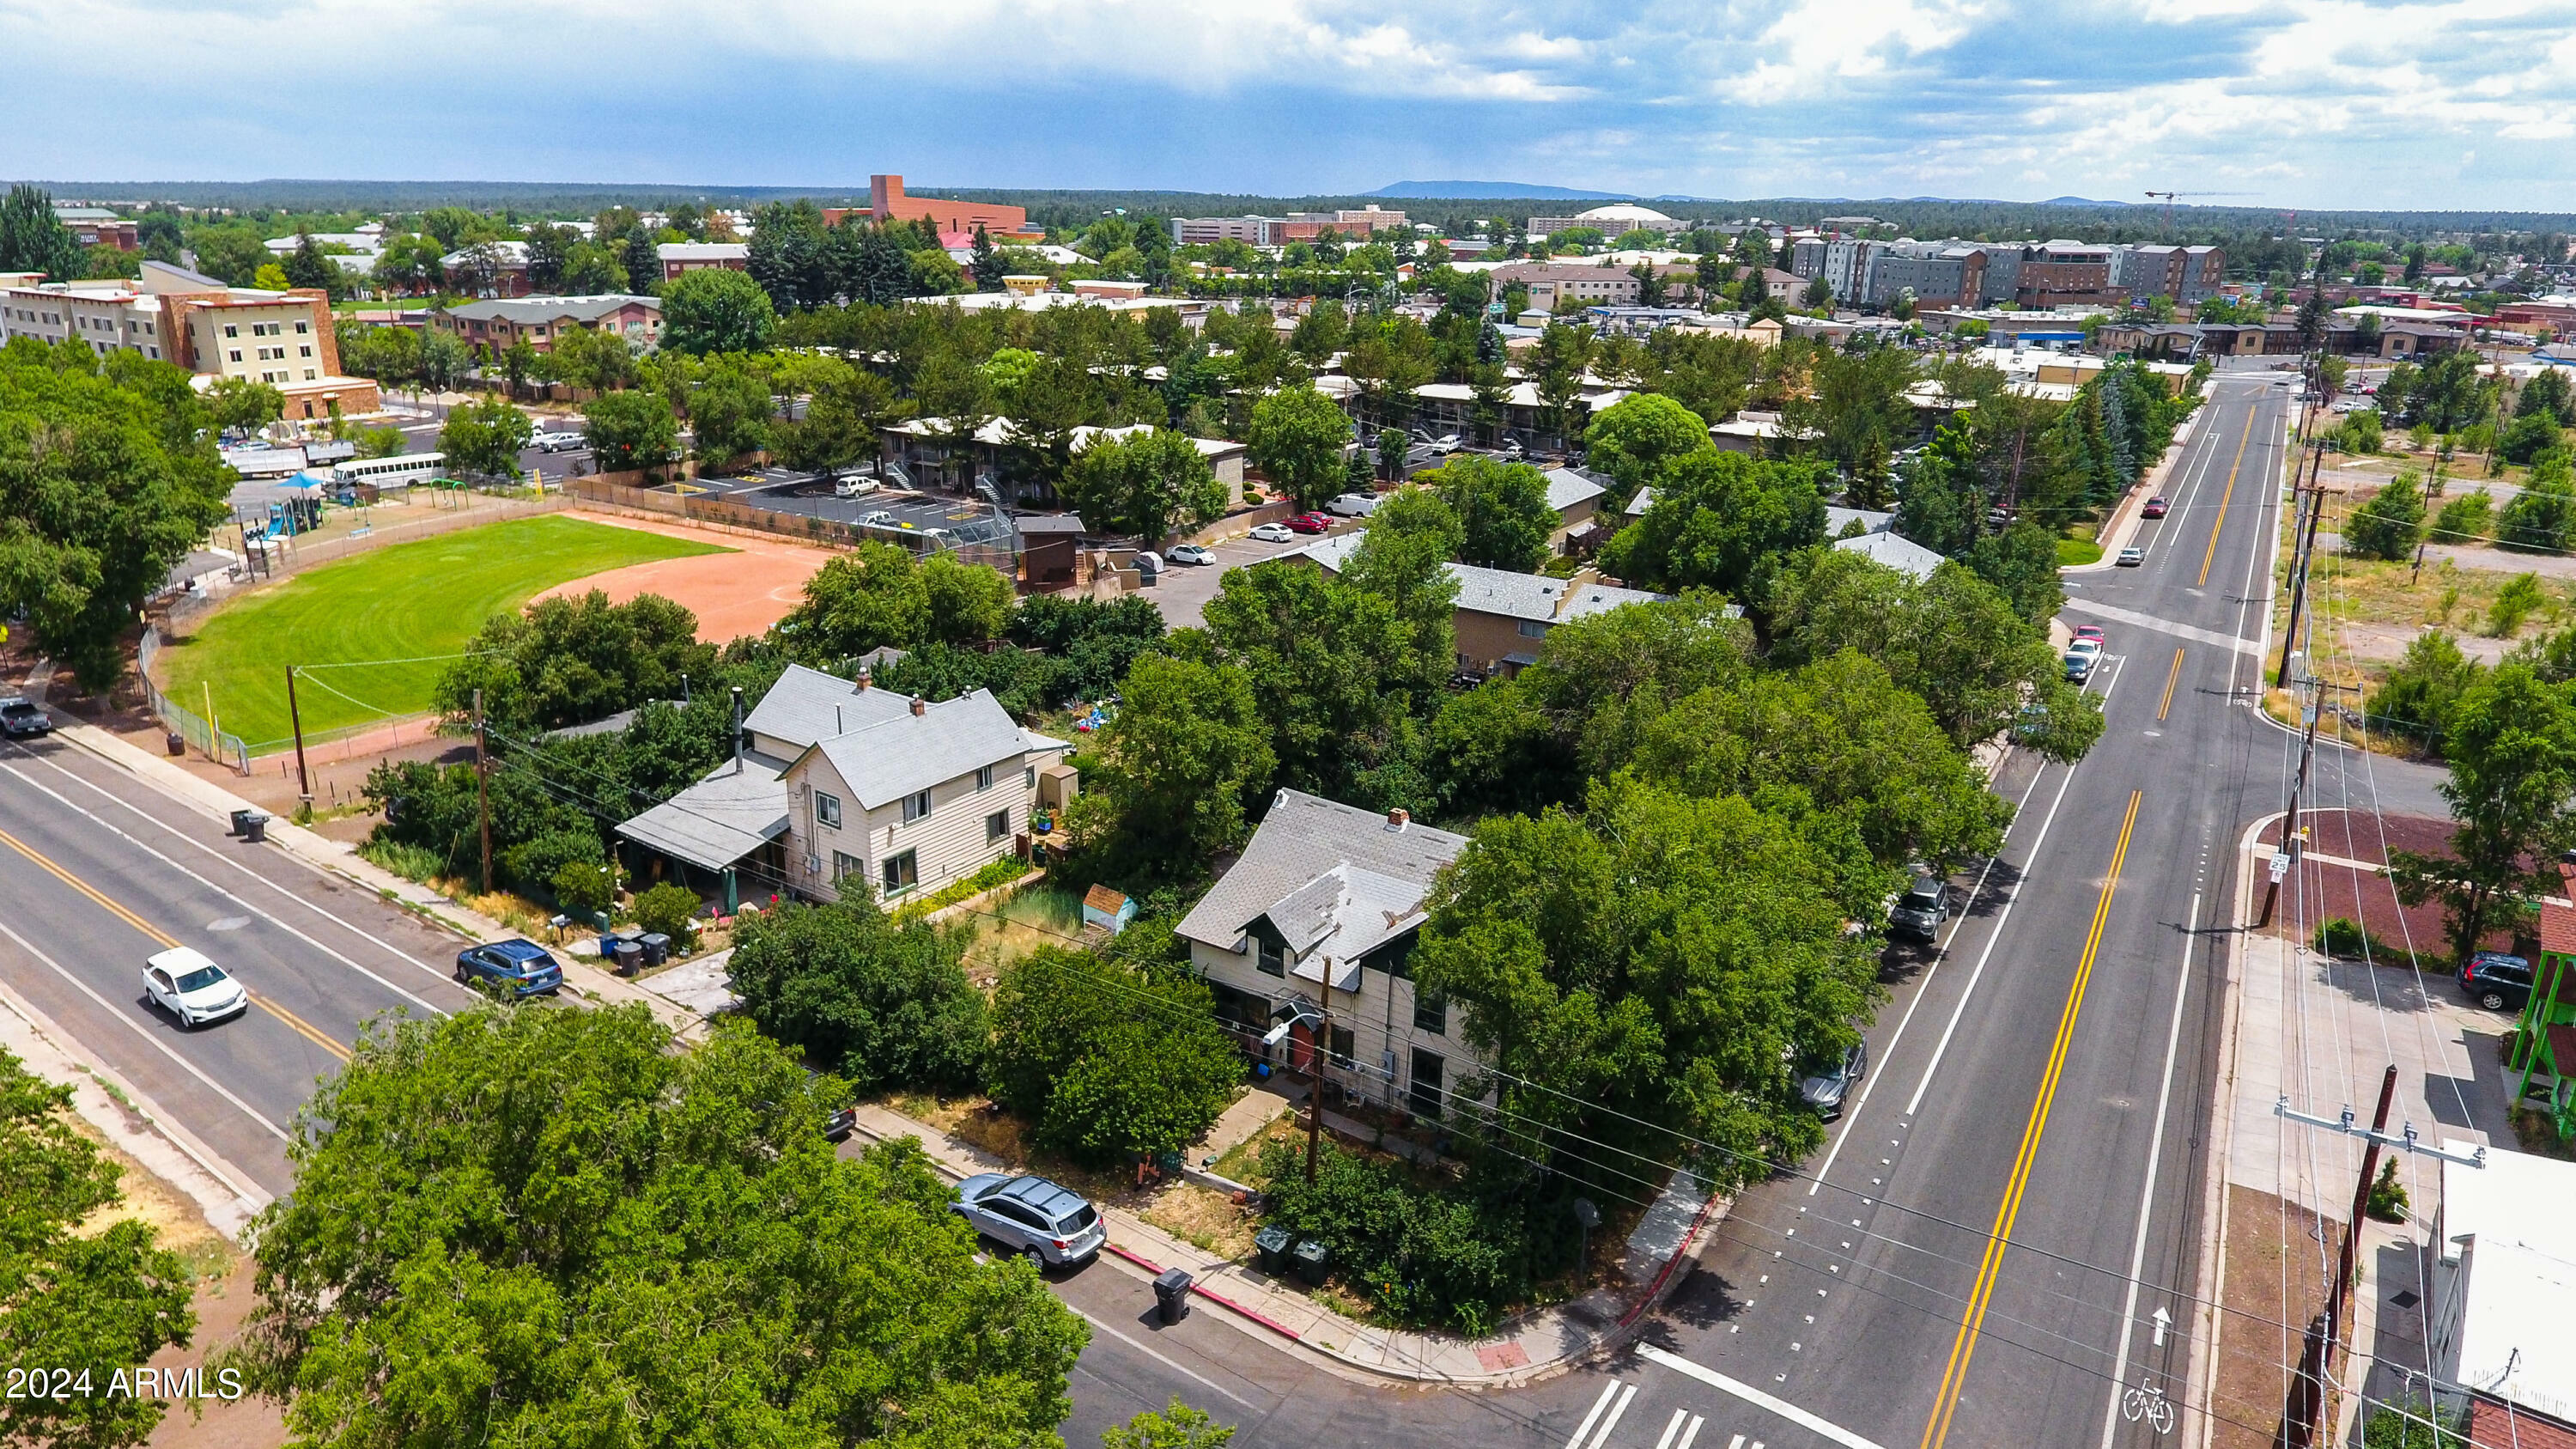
[157,514,727,749]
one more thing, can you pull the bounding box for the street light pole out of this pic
[1304,1002,1328,1184]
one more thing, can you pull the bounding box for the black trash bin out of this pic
[166,732,185,757]
[638,932,671,967]
[240,812,269,843]
[611,941,644,976]
[1152,1267,1192,1324]
[229,808,254,837]
[1291,1237,1330,1286]
[1254,1227,1293,1275]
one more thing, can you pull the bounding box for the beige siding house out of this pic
[1176,790,1478,1122]
[617,661,1066,909]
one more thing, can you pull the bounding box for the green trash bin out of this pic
[1291,1237,1331,1286]
[1254,1226,1293,1275]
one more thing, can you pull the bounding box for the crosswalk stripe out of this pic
[1587,1384,1637,1449]
[1568,1382,1623,1449]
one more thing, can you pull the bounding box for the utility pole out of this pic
[1304,1002,1330,1184]
[474,686,491,893]
[2282,1065,2399,1449]
[285,665,313,817]
[2276,441,2326,688]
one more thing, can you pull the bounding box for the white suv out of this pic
[951,1174,1105,1269]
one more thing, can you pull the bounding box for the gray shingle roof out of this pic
[442,294,657,326]
[1834,529,1947,581]
[1557,580,1668,621]
[1542,466,1608,514]
[617,758,788,872]
[1177,790,1469,988]
[806,689,1044,809]
[741,663,914,754]
[1826,505,1895,537]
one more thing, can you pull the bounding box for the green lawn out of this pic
[159,514,726,749]
[2056,537,2105,567]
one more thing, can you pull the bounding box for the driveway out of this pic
[1147,527,1351,630]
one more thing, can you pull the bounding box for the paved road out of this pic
[1,374,2403,1448]
[0,734,481,1198]
[1575,374,2304,1449]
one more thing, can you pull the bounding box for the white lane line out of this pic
[1569,1381,1624,1449]
[1069,1307,1256,1410]
[1655,1409,1690,1449]
[0,914,291,1145]
[1676,1416,1706,1449]
[2061,597,2262,656]
[1638,1345,1887,1449]
[2097,890,2202,1449]
[0,763,451,1019]
[1808,756,2056,1195]
[1904,649,2131,1117]
[14,745,457,986]
[1587,1383,1638,1449]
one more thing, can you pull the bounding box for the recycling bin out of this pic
[239,812,270,843]
[1254,1227,1293,1275]
[1152,1267,1192,1324]
[611,941,644,976]
[1291,1237,1330,1286]
[639,932,671,967]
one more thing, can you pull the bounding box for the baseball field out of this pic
[155,514,728,749]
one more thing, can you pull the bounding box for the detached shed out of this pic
[1084,884,1137,936]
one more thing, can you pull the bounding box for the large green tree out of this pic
[0,344,234,687]
[1060,428,1226,545]
[1201,561,1431,807]
[435,394,533,479]
[433,588,714,734]
[1066,653,1274,876]
[687,356,778,464]
[580,387,678,472]
[0,1045,198,1449]
[1596,450,1830,600]
[728,895,989,1093]
[2391,663,2576,965]
[0,185,83,281]
[781,541,927,660]
[1413,777,1886,1196]
[660,266,780,356]
[228,1005,1086,1448]
[1244,385,1355,509]
[987,947,1243,1166]
[1431,455,1558,572]
[1583,393,1715,496]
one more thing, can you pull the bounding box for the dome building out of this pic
[1532,202,1690,238]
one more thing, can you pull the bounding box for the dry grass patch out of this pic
[1140,1181,1262,1260]
[957,886,1084,987]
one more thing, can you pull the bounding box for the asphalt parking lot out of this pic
[1146,523,1351,630]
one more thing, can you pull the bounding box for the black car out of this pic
[0,697,51,738]
[2458,952,2534,1013]
[453,938,565,997]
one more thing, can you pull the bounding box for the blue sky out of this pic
[6,0,2573,210]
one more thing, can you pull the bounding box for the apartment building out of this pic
[53,206,138,251]
[430,295,661,353]
[1529,202,1687,238]
[0,260,380,417]
[655,242,750,282]
[2112,244,2227,304]
[2014,240,2126,308]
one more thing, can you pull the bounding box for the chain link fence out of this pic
[135,625,249,774]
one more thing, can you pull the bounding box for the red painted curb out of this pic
[1619,1190,1722,1329]
[1104,1242,1304,1342]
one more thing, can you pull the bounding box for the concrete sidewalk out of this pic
[2195,813,2518,1448]
[844,1100,1724,1387]
[53,722,700,1035]
[2066,415,2195,573]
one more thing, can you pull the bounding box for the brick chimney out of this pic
[1387,807,1408,831]
[910,696,927,717]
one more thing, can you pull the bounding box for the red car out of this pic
[1284,512,1333,534]
[2141,497,2169,518]
[2073,625,2105,643]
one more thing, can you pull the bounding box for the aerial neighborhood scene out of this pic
[8,9,2576,1449]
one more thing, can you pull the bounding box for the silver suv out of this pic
[1888,872,1949,941]
[951,1173,1105,1269]
[0,697,50,738]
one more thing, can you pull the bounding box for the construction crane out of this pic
[2142,190,2255,233]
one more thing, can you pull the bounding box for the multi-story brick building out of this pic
[2015,240,2127,308]
[820,175,1048,247]
[0,260,379,418]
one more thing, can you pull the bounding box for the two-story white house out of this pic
[1176,789,1476,1122]
[617,662,1067,910]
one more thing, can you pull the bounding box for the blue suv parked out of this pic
[454,939,564,997]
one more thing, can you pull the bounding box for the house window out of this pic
[1025,765,1036,788]
[1517,619,1547,637]
[222,324,237,338]
[295,320,309,333]
[902,789,932,822]
[1327,1026,1355,1070]
[815,792,841,828]
[1413,990,1448,1036]
[1257,935,1285,977]
[975,764,994,791]
[299,345,312,357]
[1409,1050,1444,1120]
[881,849,918,896]
[831,849,862,883]
[228,350,241,362]
[987,809,1010,842]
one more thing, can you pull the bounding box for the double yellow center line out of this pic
[0,824,349,1061]
[1918,789,2142,1449]
[2195,411,2255,588]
